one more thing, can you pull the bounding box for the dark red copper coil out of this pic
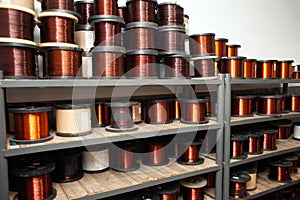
[0,8,35,41]
[245,134,262,154]
[231,135,247,159]
[215,38,228,58]
[144,142,168,166]
[287,94,300,112]
[281,95,290,113]
[206,172,216,188]
[271,121,292,140]
[276,60,293,79]
[230,173,250,199]
[177,141,203,165]
[193,58,215,77]
[41,45,83,78]
[227,44,241,57]
[158,187,178,200]
[293,71,300,79]
[257,95,282,116]
[108,102,135,129]
[189,33,216,56]
[126,0,157,23]
[163,54,190,78]
[284,155,298,174]
[181,99,208,124]
[92,46,125,78]
[94,0,118,15]
[145,99,172,124]
[0,42,37,78]
[74,1,94,25]
[42,0,74,11]
[205,96,215,117]
[180,177,207,200]
[118,6,129,24]
[268,160,292,183]
[222,57,245,78]
[95,102,110,127]
[256,60,276,79]
[157,3,184,26]
[263,130,277,151]
[125,50,158,78]
[243,59,256,79]
[157,26,186,53]
[232,96,254,117]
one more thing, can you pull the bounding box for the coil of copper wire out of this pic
[232,95,254,117]
[93,0,118,15]
[231,135,247,159]
[42,0,74,11]
[12,162,56,200]
[226,44,241,57]
[0,40,38,79]
[0,0,35,11]
[94,101,110,127]
[215,38,228,58]
[256,60,277,79]
[257,95,283,116]
[74,0,94,25]
[157,3,184,26]
[145,99,172,124]
[262,129,277,151]
[293,71,300,79]
[143,141,169,166]
[126,0,157,23]
[181,99,208,124]
[205,172,216,188]
[268,160,292,183]
[177,141,204,165]
[271,120,292,140]
[9,106,53,144]
[283,155,298,174]
[280,94,290,113]
[125,22,158,50]
[171,99,183,120]
[243,59,256,79]
[125,49,158,78]
[162,54,190,78]
[0,6,35,41]
[92,46,125,78]
[118,6,129,24]
[40,43,83,78]
[192,57,215,78]
[89,15,124,46]
[287,93,300,112]
[189,33,216,57]
[157,25,186,54]
[157,185,178,200]
[244,166,257,191]
[276,60,293,79]
[105,102,139,132]
[244,133,263,155]
[229,172,251,199]
[180,177,207,200]
[222,57,245,78]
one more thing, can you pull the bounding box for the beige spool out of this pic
[75,30,94,51]
[245,168,257,191]
[180,176,207,189]
[55,104,92,136]
[0,2,35,16]
[82,147,109,172]
[82,52,93,78]
[132,102,142,123]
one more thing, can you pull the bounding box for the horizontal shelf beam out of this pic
[231,78,300,84]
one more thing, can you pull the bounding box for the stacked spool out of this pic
[38,0,83,78]
[0,0,38,79]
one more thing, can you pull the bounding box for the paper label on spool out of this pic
[81,112,89,131]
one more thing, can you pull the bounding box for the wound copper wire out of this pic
[263,130,277,151]
[109,103,135,129]
[283,155,298,174]
[268,160,292,182]
[245,134,262,154]
[229,173,250,199]
[193,58,215,77]
[226,44,241,57]
[42,0,74,11]
[281,95,289,113]
[223,57,245,78]
[288,94,300,112]
[177,142,203,165]
[143,142,168,166]
[215,38,228,58]
[243,59,256,79]
[231,136,247,159]
[145,100,172,124]
[159,191,178,200]
[74,1,94,25]
[111,143,139,172]
[95,102,110,127]
[256,60,276,79]
[173,99,182,120]
[181,99,208,124]
[276,60,293,79]
[206,172,216,188]
[157,26,186,53]
[271,121,292,140]
[163,55,190,78]
[0,8,35,41]
[94,0,118,15]
[118,6,129,24]
[157,3,184,26]
[231,96,254,117]
[126,0,157,23]
[189,34,216,56]
[293,71,300,79]
[180,177,207,200]
[257,96,282,116]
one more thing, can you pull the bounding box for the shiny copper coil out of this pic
[256,60,276,79]
[157,26,186,53]
[276,60,293,79]
[189,33,216,56]
[283,155,298,174]
[287,94,300,112]
[271,121,292,140]
[173,99,182,120]
[180,177,207,200]
[215,38,228,58]
[157,3,184,26]
[145,100,172,124]
[230,173,250,199]
[94,0,118,15]
[0,8,35,41]
[257,95,282,116]
[223,57,245,78]
[232,96,254,117]
[125,50,158,78]
[42,0,74,11]
[263,130,277,151]
[144,142,168,166]
[268,160,292,183]
[177,141,203,165]
[293,71,300,79]
[0,42,37,78]
[41,46,83,78]
[245,134,262,154]
[158,187,178,200]
[126,0,157,23]
[231,135,247,159]
[118,6,129,24]
[193,58,215,77]
[226,44,241,57]
[181,99,208,124]
[74,1,94,25]
[92,46,125,78]
[95,102,110,127]
[163,55,190,78]
[108,103,135,129]
[243,59,256,79]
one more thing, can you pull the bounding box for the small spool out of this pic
[161,54,190,78]
[145,99,172,124]
[230,135,247,159]
[257,95,283,116]
[293,122,300,141]
[256,60,277,79]
[184,14,189,35]
[262,129,277,151]
[81,51,93,78]
[193,57,215,78]
[94,101,110,127]
[94,0,118,15]
[287,93,300,112]
[177,141,204,165]
[244,167,257,191]
[82,146,110,173]
[270,120,292,141]
[215,38,228,58]
[0,0,35,11]
[268,160,292,183]
[180,176,207,200]
[293,71,300,79]
[132,101,143,123]
[231,95,254,117]
[189,33,216,57]
[226,44,241,57]
[229,172,251,199]
[143,142,169,166]
[126,0,157,23]
[157,2,184,26]
[157,185,178,200]
[223,57,245,78]
[283,155,298,174]
[244,133,263,155]
[75,25,94,51]
[243,59,256,79]
[55,104,92,137]
[181,99,208,124]
[74,0,94,25]
[276,60,293,79]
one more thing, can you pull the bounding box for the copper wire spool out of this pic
[257,95,282,116]
[52,150,84,183]
[206,172,216,188]
[42,0,74,11]
[126,0,157,23]
[0,6,35,41]
[180,177,207,200]
[189,33,216,56]
[281,94,290,113]
[92,46,125,78]
[222,57,245,78]
[0,41,38,79]
[172,99,182,120]
[145,99,172,124]
[244,166,257,191]
[271,120,292,140]
[256,60,276,79]
[12,162,56,200]
[243,59,256,79]
[293,71,300,79]
[226,44,241,57]
[118,6,129,24]
[74,0,94,25]
[125,22,158,50]
[181,99,208,124]
[157,25,186,54]
[143,142,169,166]
[283,155,298,174]
[40,43,83,78]
[268,160,292,183]
[276,60,293,79]
[125,50,158,78]
[229,172,251,199]
[245,133,263,155]
[89,15,124,46]
[95,101,110,127]
[231,135,247,159]
[9,107,53,144]
[157,186,178,200]
[193,58,215,77]
[215,38,228,58]
[162,54,190,78]
[177,141,204,165]
[232,96,254,117]
[287,93,300,112]
[157,3,184,26]
[94,0,118,15]
[263,130,277,151]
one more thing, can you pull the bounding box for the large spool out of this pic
[276,60,293,79]
[82,146,109,173]
[180,177,207,200]
[268,160,292,183]
[229,172,251,200]
[145,99,172,124]
[192,57,215,78]
[222,57,245,78]
[177,141,204,165]
[231,95,254,117]
[271,120,292,140]
[243,59,256,79]
[161,54,190,78]
[181,99,208,124]
[230,135,247,159]
[143,142,169,166]
[256,60,276,79]
[189,33,216,56]
[257,95,282,116]
[157,3,184,26]
[126,0,157,23]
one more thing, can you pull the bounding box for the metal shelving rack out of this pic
[0,73,225,200]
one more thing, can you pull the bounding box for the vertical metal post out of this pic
[283,83,288,94]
